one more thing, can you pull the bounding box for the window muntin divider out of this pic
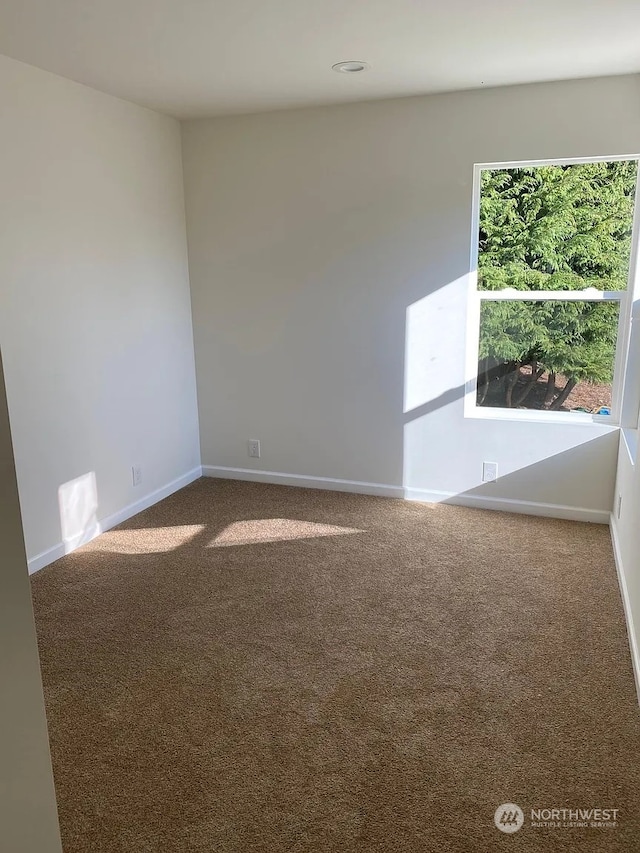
[475,291,624,303]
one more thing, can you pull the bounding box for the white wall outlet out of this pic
[482,461,498,483]
[248,439,261,458]
[617,494,623,519]
[132,465,143,487]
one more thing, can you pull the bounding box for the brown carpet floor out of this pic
[31,478,640,852]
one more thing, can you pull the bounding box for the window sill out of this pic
[464,405,619,428]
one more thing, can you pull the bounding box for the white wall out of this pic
[0,348,62,852]
[612,430,640,698]
[0,55,201,568]
[182,74,640,517]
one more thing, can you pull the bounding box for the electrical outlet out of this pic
[248,439,261,459]
[482,461,498,483]
[617,494,623,519]
[132,465,143,487]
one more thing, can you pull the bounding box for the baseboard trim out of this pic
[404,487,609,524]
[201,465,404,499]
[201,466,608,522]
[610,515,640,705]
[27,543,67,575]
[28,466,202,574]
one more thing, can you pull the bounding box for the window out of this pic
[466,158,639,422]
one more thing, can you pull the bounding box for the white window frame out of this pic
[464,155,640,426]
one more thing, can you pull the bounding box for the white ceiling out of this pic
[1,0,639,118]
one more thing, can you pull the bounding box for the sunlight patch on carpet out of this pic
[209,518,363,547]
[87,524,206,554]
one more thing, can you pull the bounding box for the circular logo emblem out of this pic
[494,803,524,834]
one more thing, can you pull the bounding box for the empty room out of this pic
[2,1,640,851]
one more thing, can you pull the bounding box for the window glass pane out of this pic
[477,300,620,413]
[478,161,637,292]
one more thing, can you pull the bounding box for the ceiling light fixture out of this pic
[332,61,370,74]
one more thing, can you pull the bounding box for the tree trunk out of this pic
[477,358,490,405]
[513,363,544,407]
[549,377,577,410]
[543,372,557,408]
[505,365,520,408]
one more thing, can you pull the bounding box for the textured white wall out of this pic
[0,55,201,563]
[182,74,640,513]
[0,348,62,852]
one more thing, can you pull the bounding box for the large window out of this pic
[467,158,639,421]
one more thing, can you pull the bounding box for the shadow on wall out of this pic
[417,433,618,520]
[402,385,619,518]
[401,274,620,517]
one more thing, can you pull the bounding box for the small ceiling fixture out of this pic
[332,61,370,74]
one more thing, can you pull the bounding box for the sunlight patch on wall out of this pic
[209,518,363,548]
[58,472,100,554]
[87,525,206,555]
[404,275,471,414]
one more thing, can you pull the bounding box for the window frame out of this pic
[464,155,640,426]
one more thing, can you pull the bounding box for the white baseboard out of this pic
[201,466,606,523]
[610,515,640,705]
[28,543,67,575]
[404,487,609,523]
[201,465,404,499]
[28,466,202,574]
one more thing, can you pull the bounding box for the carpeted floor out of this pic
[31,478,640,852]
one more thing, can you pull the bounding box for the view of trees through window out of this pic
[476,160,637,413]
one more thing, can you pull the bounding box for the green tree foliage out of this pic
[477,161,637,409]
